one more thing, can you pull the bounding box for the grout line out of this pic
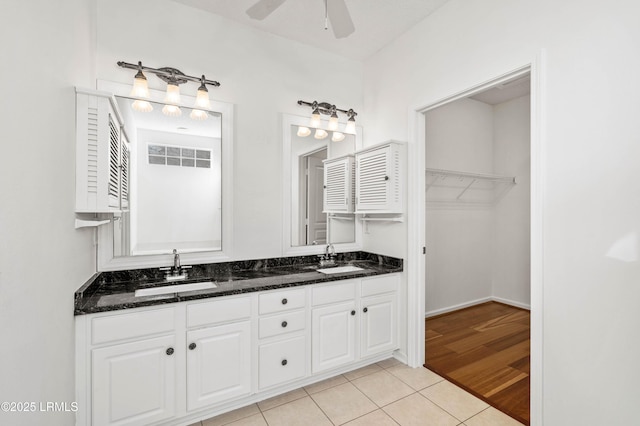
[306,392,337,426]
[413,390,468,423]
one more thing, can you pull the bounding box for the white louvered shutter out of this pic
[355,142,404,213]
[323,155,355,213]
[75,88,127,213]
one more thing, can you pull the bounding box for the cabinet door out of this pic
[360,293,397,358]
[356,146,390,211]
[186,321,251,411]
[92,334,176,426]
[324,156,354,213]
[312,300,357,373]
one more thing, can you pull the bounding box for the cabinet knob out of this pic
[166,347,174,356]
[384,175,389,181]
[189,343,196,350]
[363,307,368,313]
[351,310,356,316]
[281,298,288,305]
[281,321,288,328]
[281,359,288,366]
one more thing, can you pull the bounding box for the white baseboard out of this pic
[491,296,531,311]
[425,296,530,318]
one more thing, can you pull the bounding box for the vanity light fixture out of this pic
[297,100,358,141]
[118,60,220,120]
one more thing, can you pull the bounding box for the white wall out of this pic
[425,98,495,313]
[363,0,640,423]
[95,0,363,261]
[492,95,531,306]
[0,1,97,425]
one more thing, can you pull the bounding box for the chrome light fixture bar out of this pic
[118,61,220,119]
[297,100,358,140]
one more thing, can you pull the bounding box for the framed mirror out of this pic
[282,113,362,256]
[96,80,233,270]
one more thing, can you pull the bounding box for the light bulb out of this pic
[130,71,151,99]
[164,82,181,105]
[297,126,311,137]
[190,109,208,120]
[131,99,153,112]
[345,117,356,134]
[309,108,321,128]
[162,104,182,117]
[314,129,328,140]
[331,131,345,142]
[195,83,211,109]
[328,111,339,131]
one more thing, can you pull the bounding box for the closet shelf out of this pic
[425,168,516,207]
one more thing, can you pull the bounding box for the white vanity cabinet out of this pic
[85,307,178,426]
[323,155,355,213]
[311,274,399,374]
[257,288,308,389]
[185,297,252,411]
[76,273,400,426]
[75,88,130,213]
[355,141,404,213]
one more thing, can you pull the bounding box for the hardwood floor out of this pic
[424,302,530,425]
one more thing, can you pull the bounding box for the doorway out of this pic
[418,68,534,424]
[298,147,327,245]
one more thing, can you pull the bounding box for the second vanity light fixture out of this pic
[118,61,220,120]
[297,100,357,141]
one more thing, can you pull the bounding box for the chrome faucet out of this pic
[318,244,337,267]
[173,248,181,270]
[160,249,191,281]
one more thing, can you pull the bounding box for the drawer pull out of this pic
[281,359,288,366]
[281,321,288,328]
[281,298,288,305]
[363,307,368,313]
[166,347,174,356]
[188,343,196,350]
[351,310,356,316]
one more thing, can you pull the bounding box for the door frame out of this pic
[405,53,546,425]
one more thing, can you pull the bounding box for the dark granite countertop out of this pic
[74,251,403,315]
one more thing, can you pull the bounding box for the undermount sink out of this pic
[317,265,365,274]
[135,281,217,297]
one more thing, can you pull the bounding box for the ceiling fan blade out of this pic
[246,0,287,20]
[327,0,355,38]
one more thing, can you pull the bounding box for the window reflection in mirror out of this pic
[290,124,355,247]
[113,96,222,257]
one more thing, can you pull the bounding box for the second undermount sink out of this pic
[135,281,217,297]
[317,265,365,274]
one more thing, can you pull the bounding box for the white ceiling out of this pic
[469,75,531,105]
[173,0,451,60]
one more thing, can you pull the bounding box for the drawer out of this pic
[259,288,306,315]
[187,296,251,328]
[312,280,357,306]
[361,274,399,297]
[91,307,175,345]
[258,335,306,389]
[259,309,306,339]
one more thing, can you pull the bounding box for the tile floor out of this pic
[190,359,524,426]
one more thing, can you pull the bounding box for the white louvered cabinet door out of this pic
[75,88,128,213]
[323,155,355,213]
[355,142,404,213]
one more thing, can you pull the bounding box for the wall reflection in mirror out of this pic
[113,96,222,257]
[290,125,355,247]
